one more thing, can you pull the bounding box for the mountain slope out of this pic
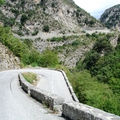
[0,0,103,37]
[0,42,20,71]
[100,4,120,29]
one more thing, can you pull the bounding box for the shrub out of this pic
[32,29,39,36]
[43,25,49,32]
[72,40,80,46]
[51,2,55,7]
[40,49,58,67]
[4,18,15,27]
[86,33,90,37]
[21,14,28,25]
[0,0,4,6]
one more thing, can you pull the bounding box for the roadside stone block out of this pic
[18,73,33,93]
[62,101,120,120]
[30,87,64,111]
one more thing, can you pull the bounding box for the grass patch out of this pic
[22,72,38,84]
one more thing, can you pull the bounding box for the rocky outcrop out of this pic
[0,0,103,37]
[0,42,20,71]
[100,4,120,30]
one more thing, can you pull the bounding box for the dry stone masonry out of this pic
[62,102,120,120]
[19,73,64,112]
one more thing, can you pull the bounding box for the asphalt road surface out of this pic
[36,69,73,102]
[0,69,68,120]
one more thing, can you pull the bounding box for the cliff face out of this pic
[100,4,120,30]
[0,0,106,69]
[0,0,103,37]
[0,43,20,71]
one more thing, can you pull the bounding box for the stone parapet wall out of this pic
[18,71,120,120]
[59,70,79,102]
[62,102,120,120]
[18,73,64,111]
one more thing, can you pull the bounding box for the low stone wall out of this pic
[18,72,120,120]
[59,70,79,102]
[30,87,64,110]
[62,102,120,120]
[18,73,64,111]
[18,73,33,93]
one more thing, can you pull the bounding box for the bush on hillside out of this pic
[43,25,49,32]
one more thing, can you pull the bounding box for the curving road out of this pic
[36,69,73,102]
[0,69,71,120]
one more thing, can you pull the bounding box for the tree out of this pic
[40,49,58,67]
[83,51,100,70]
[93,38,113,54]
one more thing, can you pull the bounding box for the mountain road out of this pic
[0,69,71,120]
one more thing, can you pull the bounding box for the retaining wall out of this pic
[18,73,64,111]
[62,101,120,120]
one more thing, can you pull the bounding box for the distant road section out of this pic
[14,29,110,40]
[0,69,68,120]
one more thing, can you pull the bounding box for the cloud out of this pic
[73,0,120,19]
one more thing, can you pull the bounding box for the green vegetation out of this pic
[51,2,55,7]
[0,25,119,115]
[22,72,38,84]
[55,32,120,116]
[21,14,28,25]
[75,6,98,27]
[43,25,49,32]
[100,4,120,29]
[72,40,80,46]
[0,26,58,67]
[66,70,120,115]
[72,33,120,116]
[40,48,59,67]
[48,36,67,42]
[32,28,39,36]
[0,0,4,6]
[0,11,16,27]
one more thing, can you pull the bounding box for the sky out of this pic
[73,0,120,19]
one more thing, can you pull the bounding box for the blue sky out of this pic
[73,0,120,19]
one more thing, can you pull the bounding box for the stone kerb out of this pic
[18,73,64,111]
[62,102,120,120]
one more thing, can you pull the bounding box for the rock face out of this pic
[0,0,105,69]
[0,0,103,36]
[100,4,120,30]
[0,43,20,71]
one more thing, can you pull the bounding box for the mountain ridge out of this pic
[100,4,120,30]
[0,0,104,37]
